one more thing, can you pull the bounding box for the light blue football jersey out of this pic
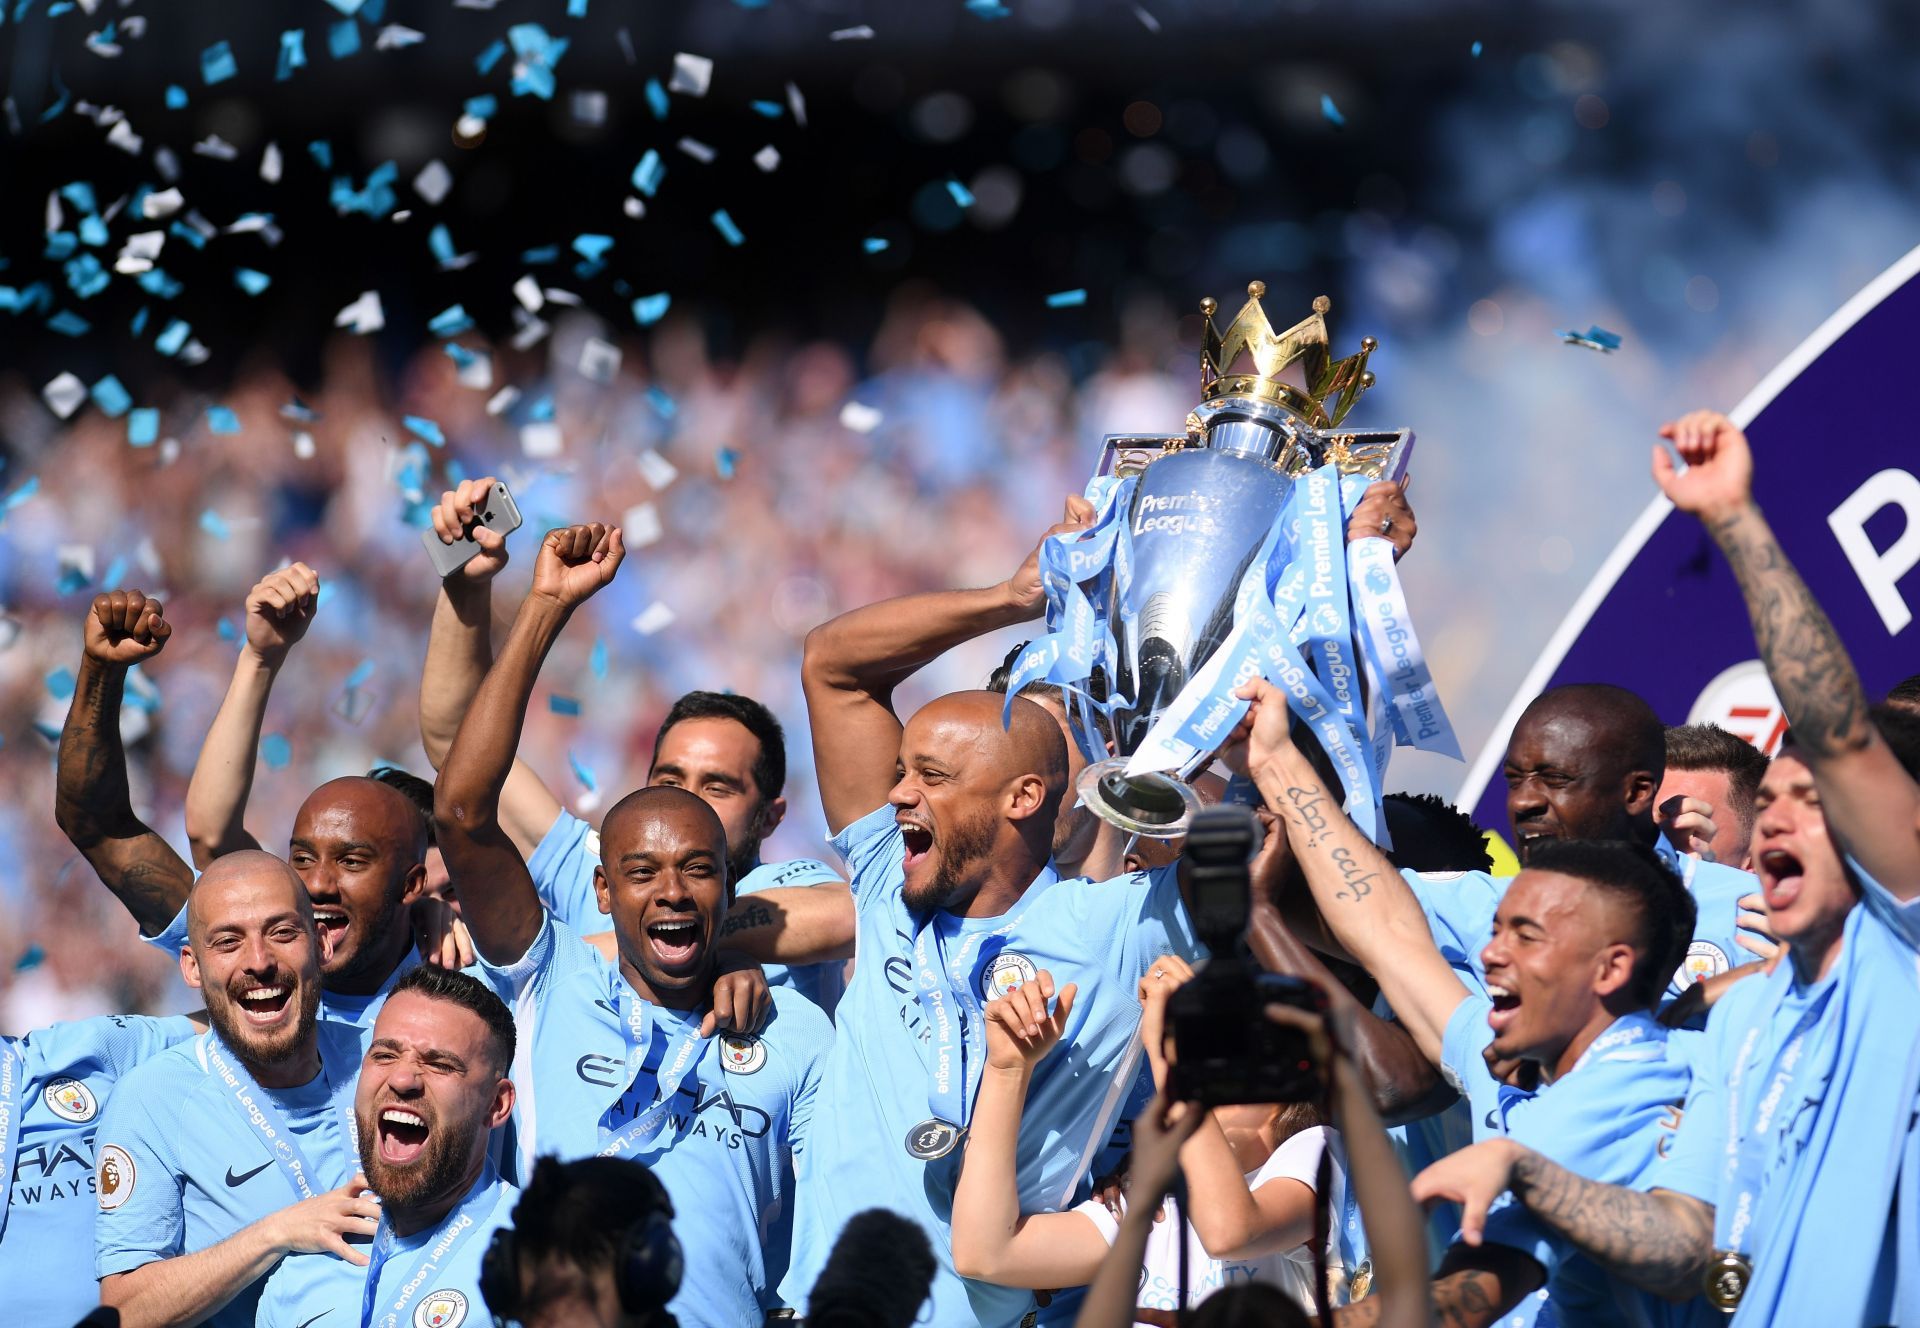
[528,807,849,1014]
[91,1020,365,1328]
[778,804,1202,1328]
[1,1013,197,1327]
[255,1167,518,1328]
[479,914,830,1328]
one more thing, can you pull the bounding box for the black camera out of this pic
[1164,805,1328,1107]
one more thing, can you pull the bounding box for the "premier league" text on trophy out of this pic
[1005,282,1458,840]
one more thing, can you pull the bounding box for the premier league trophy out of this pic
[1006,282,1457,840]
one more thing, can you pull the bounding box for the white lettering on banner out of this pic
[1828,467,1920,635]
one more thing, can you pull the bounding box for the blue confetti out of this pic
[946,178,975,208]
[207,404,241,435]
[309,140,333,169]
[569,750,598,792]
[277,29,307,81]
[966,0,1011,16]
[632,292,671,325]
[716,447,738,479]
[14,945,44,974]
[572,233,613,278]
[165,84,188,109]
[1046,288,1088,309]
[64,253,108,298]
[324,0,366,12]
[128,407,159,446]
[429,304,473,338]
[60,182,97,213]
[155,319,191,356]
[527,392,555,422]
[101,555,128,590]
[632,149,665,197]
[47,310,91,336]
[750,100,784,118]
[45,232,78,261]
[1320,93,1345,127]
[201,39,238,85]
[218,616,240,643]
[131,307,150,336]
[710,209,744,246]
[863,236,890,254]
[507,23,569,100]
[464,94,497,122]
[428,223,458,268]
[404,414,446,446]
[167,220,209,251]
[330,161,400,218]
[1471,40,1483,57]
[590,637,608,680]
[645,78,669,120]
[646,386,678,420]
[328,18,360,59]
[46,666,76,700]
[1559,324,1624,352]
[521,244,559,265]
[136,269,181,299]
[345,659,375,690]
[567,0,588,15]
[260,733,292,769]
[235,267,271,296]
[0,283,52,314]
[549,695,581,716]
[91,374,131,417]
[77,214,109,248]
[32,721,62,744]
[3,477,40,512]
[200,509,231,539]
[475,38,506,75]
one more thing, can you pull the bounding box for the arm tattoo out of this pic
[1329,846,1378,903]
[55,663,193,934]
[1434,1268,1505,1328]
[1710,507,1871,759]
[1285,783,1332,847]
[1511,1149,1713,1298]
[719,902,774,938]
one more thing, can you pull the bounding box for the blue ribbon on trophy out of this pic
[1006,282,1458,844]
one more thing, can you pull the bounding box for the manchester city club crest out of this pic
[414,1289,469,1328]
[980,951,1038,1002]
[720,1034,766,1075]
[1682,940,1731,985]
[44,1076,98,1123]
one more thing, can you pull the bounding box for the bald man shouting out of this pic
[755,592,1203,1327]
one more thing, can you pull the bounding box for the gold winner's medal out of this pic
[1347,1257,1373,1301]
[1704,1249,1752,1312]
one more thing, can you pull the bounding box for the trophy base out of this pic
[1077,758,1204,840]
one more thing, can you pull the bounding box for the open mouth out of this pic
[377,1105,431,1166]
[312,907,349,950]
[900,821,935,872]
[1485,982,1522,1034]
[1513,830,1556,860]
[1757,848,1805,911]
[235,983,294,1027]
[645,917,703,969]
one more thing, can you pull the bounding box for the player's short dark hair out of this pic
[1663,724,1770,839]
[1189,1283,1311,1328]
[1382,792,1494,873]
[1884,673,1920,715]
[369,765,436,846]
[807,1209,937,1328]
[511,1155,676,1292]
[389,964,515,1075]
[985,642,1109,707]
[1523,839,1695,1010]
[1781,704,1920,780]
[654,691,786,803]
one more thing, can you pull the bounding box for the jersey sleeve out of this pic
[740,858,845,893]
[93,1069,188,1278]
[1117,865,1203,983]
[1070,1197,1123,1248]
[526,807,614,937]
[779,998,832,1165]
[1850,853,1920,953]
[1401,870,1501,989]
[478,913,600,1005]
[141,901,191,959]
[1253,1125,1331,1193]
[827,805,904,907]
[1437,992,1507,1136]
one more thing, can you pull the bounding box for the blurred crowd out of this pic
[0,285,1198,1025]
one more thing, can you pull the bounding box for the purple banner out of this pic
[1461,244,1920,841]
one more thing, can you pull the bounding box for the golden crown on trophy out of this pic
[1199,283,1378,429]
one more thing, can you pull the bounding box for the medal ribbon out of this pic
[0,1041,20,1244]
[359,1173,500,1328]
[596,983,709,1159]
[202,1033,349,1201]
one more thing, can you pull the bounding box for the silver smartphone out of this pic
[422,481,524,578]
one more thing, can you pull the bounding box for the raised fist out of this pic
[85,590,171,667]
[529,523,625,611]
[1653,410,1754,524]
[244,563,320,666]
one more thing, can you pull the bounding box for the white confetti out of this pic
[668,52,713,97]
[512,274,545,312]
[786,80,807,128]
[829,25,874,39]
[677,137,716,164]
[141,187,183,219]
[292,430,316,459]
[114,230,165,273]
[192,135,238,161]
[839,401,884,433]
[510,314,550,351]
[1132,4,1160,31]
[754,145,780,172]
[638,449,679,490]
[334,290,385,334]
[413,159,452,205]
[623,196,646,219]
[261,142,282,183]
[579,337,622,383]
[520,421,563,458]
[375,24,425,49]
[42,372,87,419]
[485,386,521,416]
[58,545,96,583]
[571,90,607,126]
[456,351,493,390]
[632,601,676,635]
[542,287,584,307]
[105,118,142,154]
[622,501,664,549]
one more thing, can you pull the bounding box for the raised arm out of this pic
[1235,680,1470,1063]
[54,591,194,937]
[1412,1137,1714,1301]
[951,974,1110,1289]
[419,477,562,859]
[802,497,1091,834]
[435,523,625,965]
[714,884,856,965]
[182,563,319,868]
[1655,410,1920,895]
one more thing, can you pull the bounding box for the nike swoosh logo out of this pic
[593,998,617,1015]
[225,1160,274,1187]
[296,1314,332,1328]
